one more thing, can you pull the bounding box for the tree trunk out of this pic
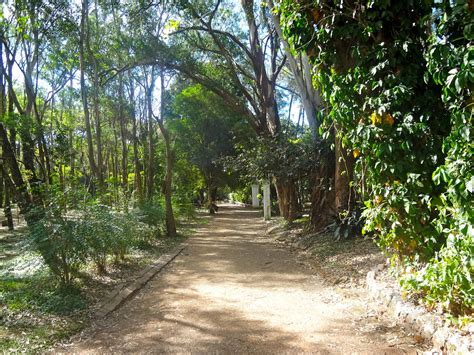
[274,177,300,222]
[0,34,39,219]
[0,164,3,209]
[79,0,98,185]
[131,83,143,201]
[69,129,75,179]
[157,73,177,237]
[4,176,14,231]
[207,181,217,215]
[145,71,156,200]
[242,0,280,137]
[268,0,322,134]
[59,164,65,193]
[310,147,336,230]
[118,74,128,192]
[334,125,355,214]
[112,119,120,195]
[0,123,43,223]
[87,0,104,189]
[92,58,104,188]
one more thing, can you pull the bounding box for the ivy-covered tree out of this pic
[277,0,473,314]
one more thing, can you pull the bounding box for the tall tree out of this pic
[156,72,177,237]
[79,0,99,186]
[165,0,304,219]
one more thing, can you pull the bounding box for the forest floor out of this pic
[0,208,187,353]
[58,204,429,354]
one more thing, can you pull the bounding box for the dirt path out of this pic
[63,205,424,354]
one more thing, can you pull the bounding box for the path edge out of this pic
[95,242,187,318]
[367,265,474,353]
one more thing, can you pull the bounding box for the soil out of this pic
[59,204,428,354]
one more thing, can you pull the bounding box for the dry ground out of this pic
[60,204,427,354]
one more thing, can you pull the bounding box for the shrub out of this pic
[172,200,196,220]
[78,205,119,274]
[28,202,159,282]
[28,208,87,284]
[399,1,474,316]
[136,200,165,227]
[229,187,251,204]
[80,205,157,272]
[401,234,474,315]
[116,209,156,251]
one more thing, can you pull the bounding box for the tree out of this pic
[156,71,177,237]
[172,83,250,212]
[278,0,473,313]
[167,0,306,219]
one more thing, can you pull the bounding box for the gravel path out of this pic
[63,205,424,354]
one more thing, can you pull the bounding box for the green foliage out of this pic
[79,205,122,273]
[0,274,87,353]
[28,200,157,283]
[279,0,473,314]
[171,83,252,200]
[77,204,157,273]
[399,0,474,315]
[229,132,318,184]
[401,233,474,316]
[229,186,251,204]
[28,207,87,284]
[172,199,196,220]
[0,276,86,316]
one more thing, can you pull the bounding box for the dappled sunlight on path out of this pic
[64,204,422,354]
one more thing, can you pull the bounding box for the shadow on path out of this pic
[64,204,419,354]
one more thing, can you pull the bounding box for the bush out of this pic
[80,204,157,272]
[401,234,474,316]
[172,200,196,220]
[28,202,158,283]
[78,205,119,273]
[400,2,474,315]
[229,186,251,204]
[119,208,156,249]
[28,208,87,284]
[136,200,165,227]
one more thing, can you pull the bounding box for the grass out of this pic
[0,273,88,353]
[1,276,87,314]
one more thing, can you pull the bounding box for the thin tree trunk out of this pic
[4,176,14,231]
[334,126,355,214]
[92,61,103,187]
[242,0,280,136]
[59,164,65,193]
[268,0,322,134]
[0,33,38,218]
[129,76,143,201]
[0,164,3,209]
[311,147,336,230]
[118,74,128,191]
[69,129,75,179]
[112,118,120,192]
[157,72,176,237]
[207,177,215,215]
[79,0,98,185]
[145,71,155,200]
